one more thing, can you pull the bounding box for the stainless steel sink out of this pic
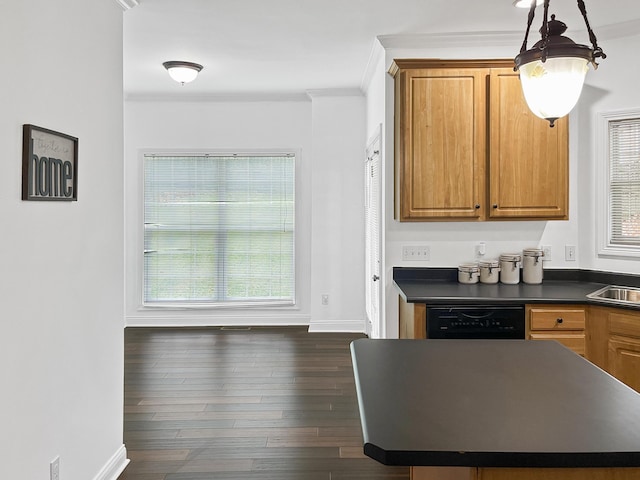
[587,285,640,305]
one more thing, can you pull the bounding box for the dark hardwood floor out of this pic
[119,326,409,480]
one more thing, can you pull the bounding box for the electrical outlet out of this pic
[50,456,60,480]
[565,245,576,261]
[321,294,329,305]
[542,245,552,261]
[402,246,430,261]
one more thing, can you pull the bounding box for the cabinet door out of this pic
[608,335,640,392]
[395,68,486,220]
[488,68,568,219]
[529,332,586,356]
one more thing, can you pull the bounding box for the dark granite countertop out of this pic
[351,338,640,467]
[394,267,640,309]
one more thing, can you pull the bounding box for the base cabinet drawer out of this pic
[527,305,586,356]
[530,307,585,330]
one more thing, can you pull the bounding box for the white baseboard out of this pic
[93,445,129,480]
[126,314,365,333]
[126,314,310,328]
[308,319,366,333]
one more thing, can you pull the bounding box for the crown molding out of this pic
[360,38,385,94]
[378,30,522,50]
[124,91,311,102]
[114,0,139,11]
[377,18,640,51]
[305,88,364,99]
[594,19,640,41]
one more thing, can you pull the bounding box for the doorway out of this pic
[365,127,382,338]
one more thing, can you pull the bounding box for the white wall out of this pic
[363,30,640,338]
[363,40,389,338]
[0,1,127,480]
[125,95,366,331]
[578,32,640,273]
[309,93,367,332]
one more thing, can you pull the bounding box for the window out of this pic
[143,153,295,306]
[597,110,640,257]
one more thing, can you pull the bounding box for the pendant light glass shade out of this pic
[514,0,606,127]
[518,56,589,123]
[162,61,203,85]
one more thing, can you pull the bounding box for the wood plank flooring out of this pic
[119,326,409,480]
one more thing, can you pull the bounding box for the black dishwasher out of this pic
[426,305,525,339]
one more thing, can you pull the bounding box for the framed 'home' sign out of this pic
[22,124,78,201]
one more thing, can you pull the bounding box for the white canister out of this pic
[499,254,521,284]
[478,259,500,284]
[458,263,480,284]
[522,248,544,284]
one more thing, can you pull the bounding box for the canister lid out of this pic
[499,253,522,261]
[458,262,479,272]
[523,248,544,257]
[478,259,499,267]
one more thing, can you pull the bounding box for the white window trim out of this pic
[596,108,640,259]
[136,148,303,310]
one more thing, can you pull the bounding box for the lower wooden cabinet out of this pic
[607,309,640,392]
[527,305,586,356]
[398,298,640,392]
[399,296,426,339]
[608,335,640,392]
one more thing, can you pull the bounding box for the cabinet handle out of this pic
[475,204,480,209]
[556,318,563,324]
[493,204,498,209]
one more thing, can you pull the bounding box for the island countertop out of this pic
[351,338,640,468]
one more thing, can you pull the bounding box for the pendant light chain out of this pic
[518,1,538,55]
[576,0,607,67]
[539,0,551,63]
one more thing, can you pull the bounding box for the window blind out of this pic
[609,118,640,248]
[143,154,295,306]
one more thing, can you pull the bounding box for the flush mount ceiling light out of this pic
[514,0,606,127]
[162,61,203,85]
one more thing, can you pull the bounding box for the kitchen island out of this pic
[351,338,640,479]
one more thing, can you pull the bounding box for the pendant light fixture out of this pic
[514,0,606,127]
[162,61,203,85]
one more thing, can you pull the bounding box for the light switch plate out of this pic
[402,246,430,261]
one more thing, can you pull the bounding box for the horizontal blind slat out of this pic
[609,118,640,247]
[143,155,295,304]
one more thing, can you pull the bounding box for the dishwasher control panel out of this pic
[426,305,525,339]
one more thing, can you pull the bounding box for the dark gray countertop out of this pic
[393,267,640,309]
[395,279,606,304]
[351,338,640,467]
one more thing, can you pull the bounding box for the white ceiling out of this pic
[123,0,640,99]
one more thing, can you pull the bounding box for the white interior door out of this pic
[365,132,382,338]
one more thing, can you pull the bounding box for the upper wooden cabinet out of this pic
[488,68,568,219]
[392,64,487,220]
[390,59,569,222]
